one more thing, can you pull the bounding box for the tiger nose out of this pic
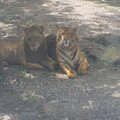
[32,44,37,49]
[32,44,36,48]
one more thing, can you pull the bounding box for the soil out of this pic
[0,0,120,120]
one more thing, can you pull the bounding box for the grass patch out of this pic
[102,46,120,62]
[1,11,16,21]
[0,75,5,81]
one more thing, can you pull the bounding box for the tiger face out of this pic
[56,27,78,49]
[24,25,45,51]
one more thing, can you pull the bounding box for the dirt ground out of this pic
[0,0,120,120]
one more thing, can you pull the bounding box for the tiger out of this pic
[0,25,56,70]
[47,26,89,78]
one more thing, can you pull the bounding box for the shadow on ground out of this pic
[0,0,120,120]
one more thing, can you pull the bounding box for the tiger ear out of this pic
[57,28,64,34]
[37,25,44,34]
[56,26,64,42]
[56,25,64,34]
[56,24,62,29]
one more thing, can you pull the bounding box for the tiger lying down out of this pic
[47,26,89,79]
[0,25,56,71]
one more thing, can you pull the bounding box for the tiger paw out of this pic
[67,70,77,79]
[78,69,88,75]
[49,63,57,71]
[78,62,89,75]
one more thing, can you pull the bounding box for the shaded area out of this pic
[0,0,120,120]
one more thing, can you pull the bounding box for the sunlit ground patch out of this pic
[21,91,44,101]
[55,73,69,79]
[112,91,120,98]
[0,22,13,29]
[82,100,94,109]
[22,71,37,79]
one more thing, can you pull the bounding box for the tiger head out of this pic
[24,25,45,52]
[56,26,78,48]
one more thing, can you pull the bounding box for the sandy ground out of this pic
[0,0,120,120]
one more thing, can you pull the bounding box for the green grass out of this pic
[102,46,120,62]
[0,75,5,81]
[85,0,120,7]
[2,11,15,21]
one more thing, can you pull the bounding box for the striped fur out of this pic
[56,27,89,78]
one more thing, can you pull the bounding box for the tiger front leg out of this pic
[78,56,89,75]
[41,56,56,71]
[22,59,44,69]
[59,63,77,79]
